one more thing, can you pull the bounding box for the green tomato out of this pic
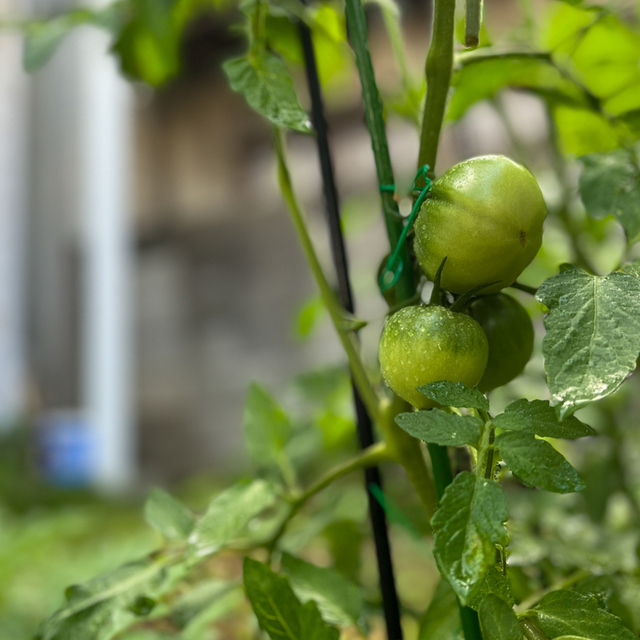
[378,305,488,409]
[466,293,534,392]
[413,155,546,295]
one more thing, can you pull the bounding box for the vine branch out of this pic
[418,0,457,175]
[267,442,391,551]
[344,0,416,302]
[417,0,483,636]
[274,128,383,425]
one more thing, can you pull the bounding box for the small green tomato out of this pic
[466,293,535,392]
[413,155,546,295]
[378,305,489,409]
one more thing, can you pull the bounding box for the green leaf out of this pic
[144,488,195,541]
[467,566,515,611]
[575,575,635,630]
[496,431,585,493]
[533,589,637,640]
[223,51,310,132]
[294,296,327,339]
[169,580,234,628]
[536,266,640,417]
[492,399,594,439]
[448,53,584,121]
[243,558,339,640]
[542,2,602,53]
[111,0,181,88]
[431,471,508,604]
[568,15,640,115]
[618,109,640,139]
[173,582,243,640]
[418,580,462,640]
[552,104,620,156]
[244,382,291,468]
[418,380,489,411]
[478,595,521,640]
[543,5,640,114]
[579,148,640,244]
[621,259,640,279]
[190,480,277,555]
[395,409,482,447]
[280,553,363,627]
[36,557,173,640]
[323,520,363,582]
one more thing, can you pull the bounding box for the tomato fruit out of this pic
[413,155,546,295]
[378,305,488,409]
[466,293,534,392]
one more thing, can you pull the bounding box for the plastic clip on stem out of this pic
[297,6,405,640]
[378,165,432,293]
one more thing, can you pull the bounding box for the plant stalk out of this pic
[382,396,438,516]
[418,0,482,637]
[294,442,390,509]
[297,16,405,640]
[464,0,483,48]
[274,129,383,426]
[510,281,538,295]
[344,0,438,514]
[418,0,457,175]
[428,443,453,500]
[344,0,416,303]
[267,442,391,550]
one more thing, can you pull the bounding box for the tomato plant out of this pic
[12,0,640,639]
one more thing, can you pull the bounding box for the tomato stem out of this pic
[464,0,483,48]
[344,0,439,522]
[418,0,457,175]
[273,129,383,426]
[265,442,391,551]
[427,443,453,500]
[417,1,483,637]
[510,281,538,295]
[344,0,417,303]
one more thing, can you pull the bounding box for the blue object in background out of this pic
[37,412,96,487]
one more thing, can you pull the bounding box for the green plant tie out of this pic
[378,165,432,293]
[368,482,422,539]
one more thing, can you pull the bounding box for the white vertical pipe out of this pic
[0,4,28,430]
[77,19,135,491]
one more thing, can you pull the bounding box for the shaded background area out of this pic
[1,0,552,486]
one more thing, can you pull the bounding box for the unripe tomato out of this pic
[413,156,546,295]
[378,305,488,409]
[466,293,534,392]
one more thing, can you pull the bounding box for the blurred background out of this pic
[1,0,638,636]
[0,0,553,490]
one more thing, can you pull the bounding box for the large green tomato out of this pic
[378,305,488,409]
[466,294,534,392]
[413,155,546,295]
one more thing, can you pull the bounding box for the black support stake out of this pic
[298,17,404,640]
